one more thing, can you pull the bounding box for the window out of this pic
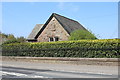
[55,37,59,41]
[49,37,59,42]
[49,37,54,42]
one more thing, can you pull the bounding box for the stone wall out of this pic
[37,17,70,42]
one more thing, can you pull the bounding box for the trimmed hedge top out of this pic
[2,39,120,58]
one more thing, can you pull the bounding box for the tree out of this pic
[69,29,97,40]
[17,36,26,42]
[0,33,26,44]
[1,33,8,38]
[7,34,16,40]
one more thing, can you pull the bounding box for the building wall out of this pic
[37,17,70,42]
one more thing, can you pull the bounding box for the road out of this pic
[1,60,118,78]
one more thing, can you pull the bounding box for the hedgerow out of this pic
[2,39,120,58]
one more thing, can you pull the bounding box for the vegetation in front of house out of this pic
[69,29,97,40]
[2,39,119,58]
[0,33,26,44]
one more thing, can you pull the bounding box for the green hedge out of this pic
[2,39,120,58]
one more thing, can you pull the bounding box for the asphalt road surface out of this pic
[1,60,118,78]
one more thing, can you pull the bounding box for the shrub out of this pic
[2,39,21,44]
[0,33,26,44]
[2,39,120,58]
[69,29,97,40]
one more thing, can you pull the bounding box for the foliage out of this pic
[16,36,26,43]
[0,33,8,38]
[2,39,21,44]
[69,29,97,40]
[7,34,16,40]
[0,33,26,44]
[2,39,119,58]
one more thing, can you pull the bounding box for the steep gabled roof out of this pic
[27,24,43,40]
[53,13,87,34]
[27,13,87,40]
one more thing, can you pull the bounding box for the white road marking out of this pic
[2,71,45,78]
[2,71,28,76]
[34,75,44,78]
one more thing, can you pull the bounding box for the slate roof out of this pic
[53,13,87,34]
[27,13,87,40]
[27,24,43,40]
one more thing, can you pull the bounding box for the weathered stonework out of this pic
[27,13,87,42]
[37,17,70,42]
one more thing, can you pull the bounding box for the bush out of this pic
[2,39,21,44]
[2,39,120,58]
[1,33,26,44]
[69,29,97,40]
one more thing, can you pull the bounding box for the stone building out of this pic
[27,13,87,42]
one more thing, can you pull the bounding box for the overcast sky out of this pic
[2,2,118,39]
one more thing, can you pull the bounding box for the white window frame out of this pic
[49,37,54,42]
[49,37,59,42]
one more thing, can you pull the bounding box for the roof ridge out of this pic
[53,13,79,24]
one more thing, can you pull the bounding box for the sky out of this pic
[2,2,118,39]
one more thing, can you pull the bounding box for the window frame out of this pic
[49,37,54,42]
[54,37,59,41]
[49,37,59,42]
